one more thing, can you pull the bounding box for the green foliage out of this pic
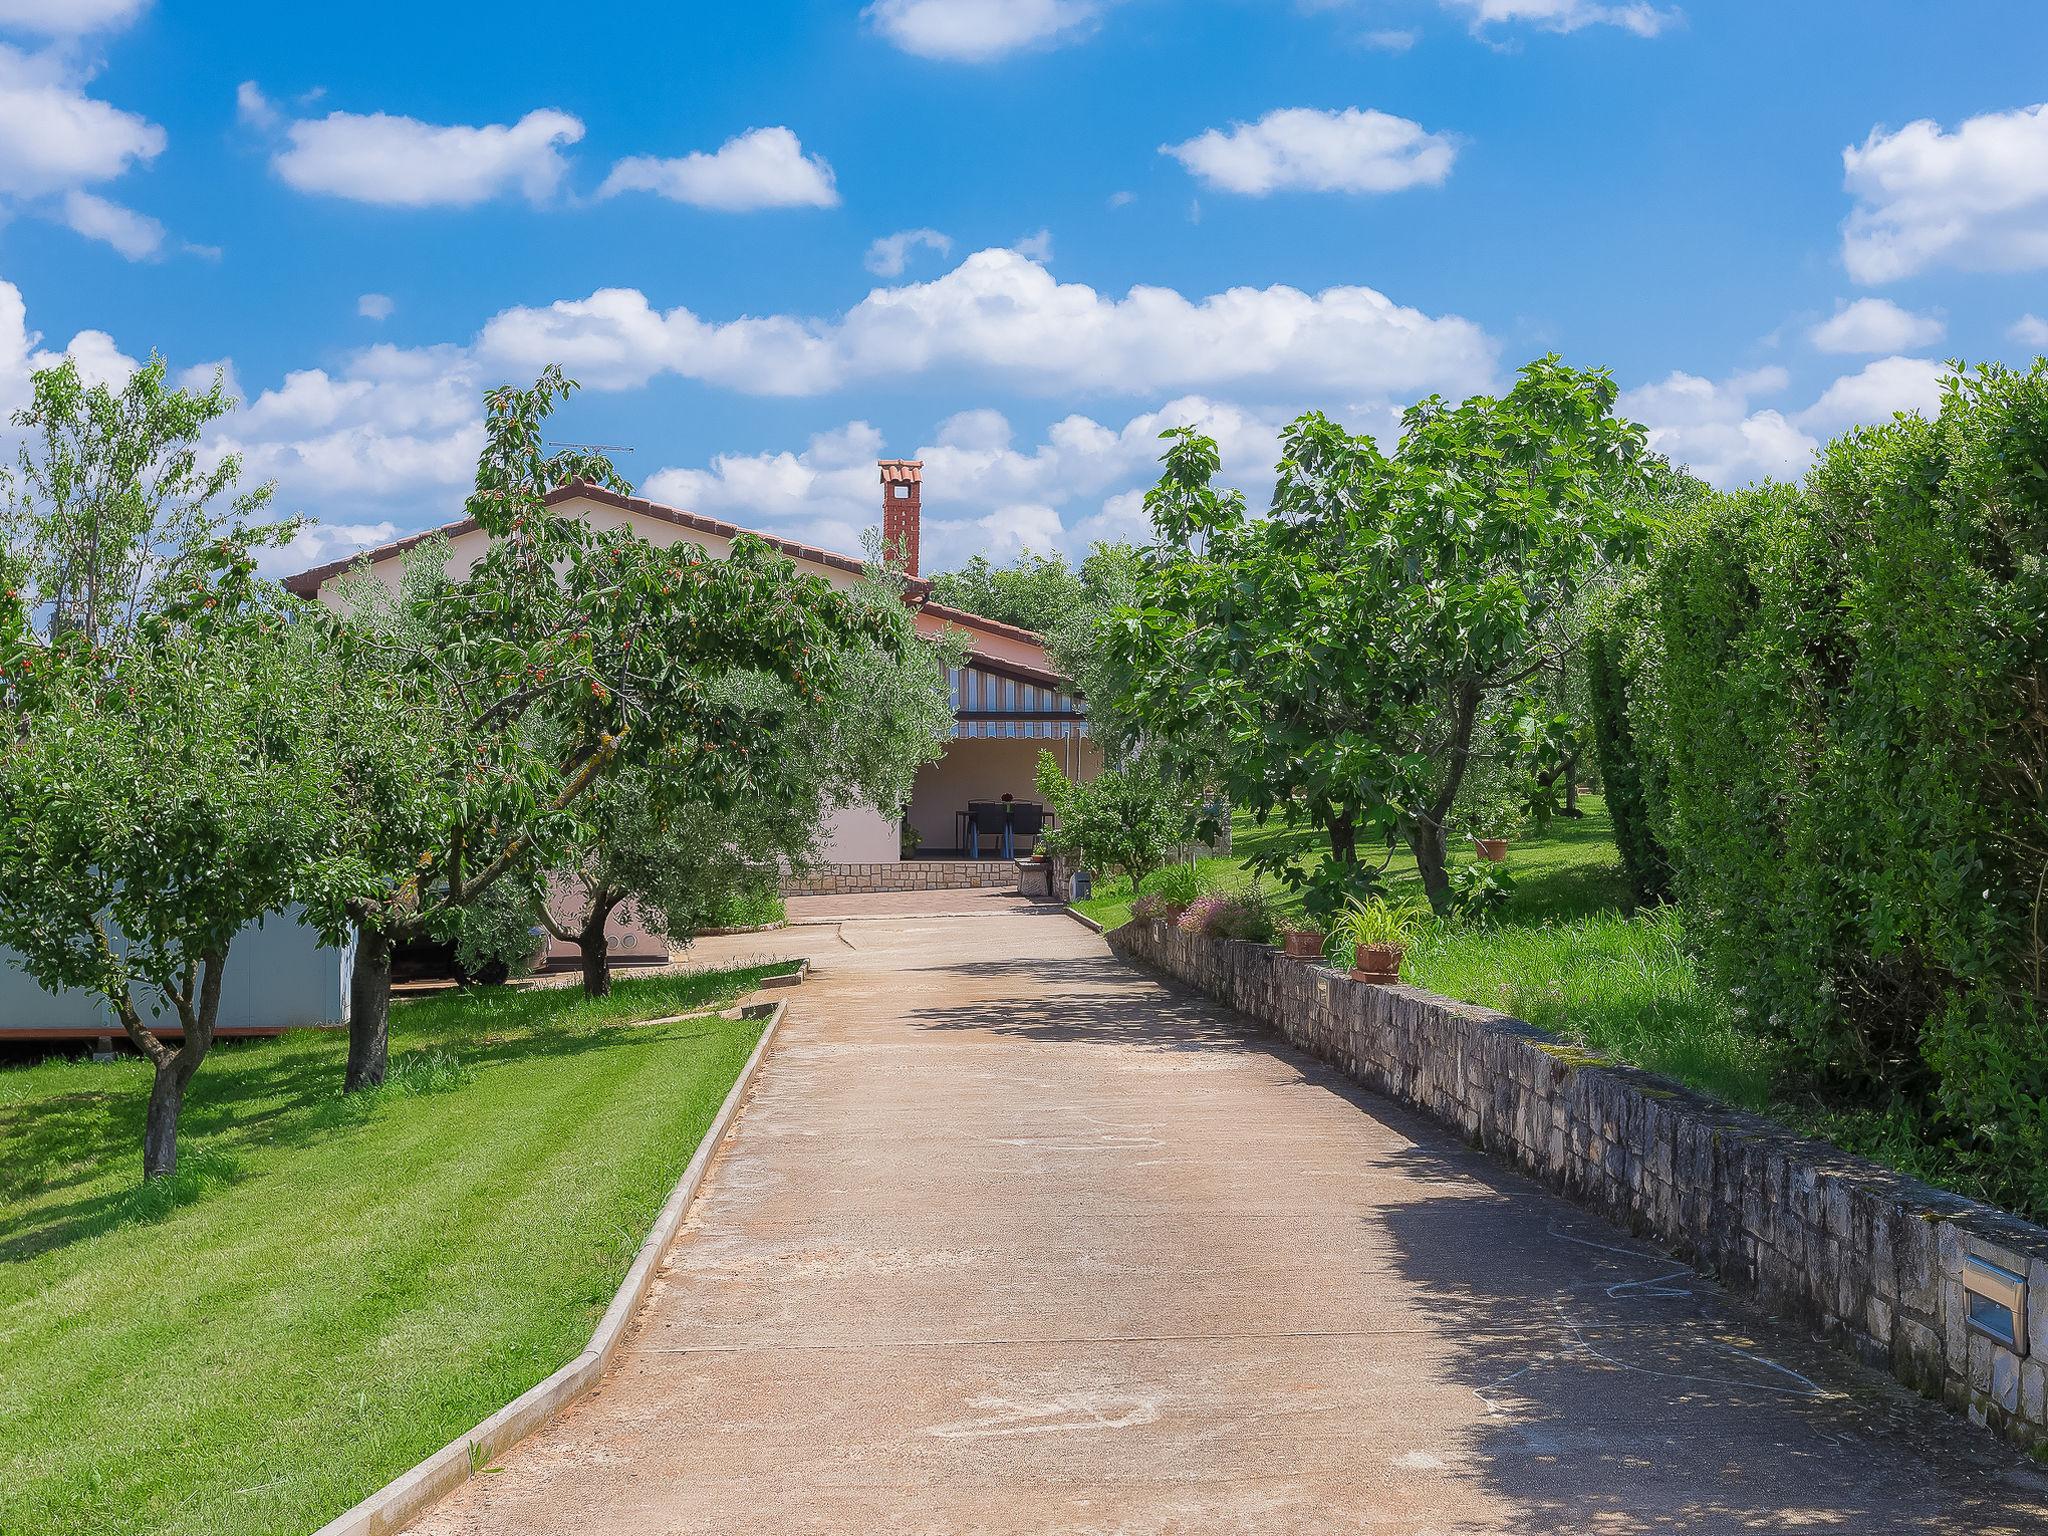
[0,357,334,1176]
[543,562,956,983]
[926,550,1084,632]
[1103,357,1649,918]
[1034,749,1187,888]
[1584,592,1672,905]
[0,354,275,651]
[1446,859,1517,920]
[315,368,894,1066]
[1141,863,1211,908]
[1339,895,1427,949]
[1406,907,1773,1111]
[696,882,785,930]
[1612,361,2048,1217]
[444,882,543,984]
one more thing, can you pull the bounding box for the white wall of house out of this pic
[820,802,901,863]
[0,910,351,1038]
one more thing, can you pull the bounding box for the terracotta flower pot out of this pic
[1282,930,1326,959]
[1474,838,1508,863]
[1350,941,1405,984]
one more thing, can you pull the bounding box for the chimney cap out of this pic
[878,458,923,485]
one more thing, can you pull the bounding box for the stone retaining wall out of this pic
[1109,917,2048,1452]
[780,861,1021,897]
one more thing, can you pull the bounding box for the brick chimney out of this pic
[879,458,922,575]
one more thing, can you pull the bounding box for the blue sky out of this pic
[9,0,2048,572]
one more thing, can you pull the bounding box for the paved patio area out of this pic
[410,908,2048,1534]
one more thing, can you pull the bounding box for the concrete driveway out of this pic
[410,901,2048,1534]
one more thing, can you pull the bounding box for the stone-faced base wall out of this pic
[780,861,1021,897]
[1109,917,2048,1452]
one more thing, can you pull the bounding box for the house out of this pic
[283,460,1102,901]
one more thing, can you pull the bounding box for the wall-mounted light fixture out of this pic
[1961,1255,2029,1355]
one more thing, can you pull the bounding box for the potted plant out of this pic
[1471,833,1508,863]
[1340,896,1424,985]
[1279,921,1326,960]
[1133,864,1206,925]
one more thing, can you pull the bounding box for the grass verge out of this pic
[0,964,785,1536]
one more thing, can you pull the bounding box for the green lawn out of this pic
[0,965,785,1536]
[1079,799,1771,1113]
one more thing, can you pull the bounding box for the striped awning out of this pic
[949,664,1090,740]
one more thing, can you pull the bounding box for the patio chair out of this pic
[1008,801,1045,856]
[969,802,1009,860]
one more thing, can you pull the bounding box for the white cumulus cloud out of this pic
[640,396,1302,568]
[1163,107,1456,196]
[0,0,149,35]
[1843,103,2048,283]
[0,44,164,197]
[1807,297,1944,355]
[599,126,838,211]
[357,292,394,321]
[1793,355,1950,438]
[2011,314,2048,350]
[1437,0,1677,36]
[476,247,1497,402]
[271,104,584,208]
[61,189,162,259]
[1620,367,1816,488]
[865,227,951,277]
[1622,356,1958,488]
[865,0,1103,62]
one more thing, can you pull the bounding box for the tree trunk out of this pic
[579,905,616,998]
[136,952,224,1180]
[346,926,395,1092]
[143,1057,189,1180]
[1563,752,1584,817]
[1327,813,1358,866]
[1410,820,1453,915]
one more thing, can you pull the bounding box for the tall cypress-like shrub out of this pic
[1584,593,1671,906]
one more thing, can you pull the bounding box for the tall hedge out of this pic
[1634,365,2047,1214]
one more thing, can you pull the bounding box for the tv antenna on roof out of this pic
[546,440,635,453]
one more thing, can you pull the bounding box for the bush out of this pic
[1178,890,1277,943]
[446,883,544,986]
[1140,863,1209,907]
[695,879,785,931]
[1446,859,1516,921]
[1584,592,1673,906]
[1614,363,2048,1217]
[1035,750,1187,888]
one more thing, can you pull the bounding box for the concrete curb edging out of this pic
[310,1000,789,1536]
[1064,906,1106,933]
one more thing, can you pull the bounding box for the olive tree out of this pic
[544,564,959,994]
[1106,358,1647,915]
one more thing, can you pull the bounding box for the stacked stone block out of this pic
[780,861,1023,897]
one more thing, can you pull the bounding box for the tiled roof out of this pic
[878,459,923,484]
[277,480,1057,655]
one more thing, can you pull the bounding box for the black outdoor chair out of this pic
[969,802,1009,860]
[1008,802,1045,855]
